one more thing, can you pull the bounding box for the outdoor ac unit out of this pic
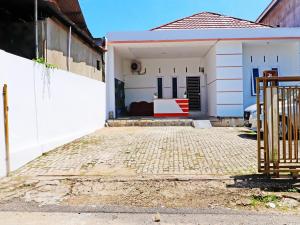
[131,60,142,73]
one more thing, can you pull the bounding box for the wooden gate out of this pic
[257,74,300,177]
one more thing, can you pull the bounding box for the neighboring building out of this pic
[106,12,300,123]
[257,0,300,27]
[0,0,105,81]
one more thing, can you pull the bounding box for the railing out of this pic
[257,75,300,177]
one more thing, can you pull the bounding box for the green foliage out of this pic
[250,194,280,207]
[287,188,299,193]
[33,57,57,69]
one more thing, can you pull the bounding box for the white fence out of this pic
[0,50,106,177]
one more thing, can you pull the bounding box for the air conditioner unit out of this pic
[131,60,142,73]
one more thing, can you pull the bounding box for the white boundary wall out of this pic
[0,50,106,177]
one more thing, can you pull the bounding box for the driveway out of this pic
[1,127,300,213]
[13,127,257,177]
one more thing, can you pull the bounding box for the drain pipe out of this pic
[2,84,10,176]
[35,0,39,59]
[67,26,72,71]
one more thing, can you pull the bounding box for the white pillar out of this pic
[105,45,116,119]
[215,41,244,117]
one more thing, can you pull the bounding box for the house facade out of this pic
[0,0,105,81]
[106,12,300,124]
[257,0,300,27]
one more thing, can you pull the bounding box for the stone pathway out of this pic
[12,127,257,177]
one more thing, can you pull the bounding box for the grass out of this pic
[250,194,281,207]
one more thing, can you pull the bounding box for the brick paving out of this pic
[13,127,257,177]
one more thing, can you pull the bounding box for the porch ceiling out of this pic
[115,41,216,59]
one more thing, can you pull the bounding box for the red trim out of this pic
[108,37,300,45]
[178,104,189,108]
[176,99,189,103]
[154,113,189,117]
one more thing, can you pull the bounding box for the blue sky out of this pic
[79,0,272,38]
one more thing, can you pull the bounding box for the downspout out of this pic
[67,26,72,71]
[35,0,39,59]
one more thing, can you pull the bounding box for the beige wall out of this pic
[260,0,300,27]
[45,18,103,81]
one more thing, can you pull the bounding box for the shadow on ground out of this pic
[238,134,257,140]
[227,174,300,192]
[237,130,257,140]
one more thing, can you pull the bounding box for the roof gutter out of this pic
[256,0,279,23]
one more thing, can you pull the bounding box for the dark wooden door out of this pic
[186,77,201,110]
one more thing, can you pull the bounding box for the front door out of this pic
[186,77,201,110]
[115,79,125,117]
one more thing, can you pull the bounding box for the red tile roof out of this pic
[151,12,272,30]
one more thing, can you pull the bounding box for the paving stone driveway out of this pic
[14,127,257,177]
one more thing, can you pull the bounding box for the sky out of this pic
[79,0,272,38]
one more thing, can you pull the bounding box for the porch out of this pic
[109,41,214,119]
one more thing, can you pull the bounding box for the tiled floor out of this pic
[13,127,257,177]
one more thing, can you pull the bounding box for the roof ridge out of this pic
[151,11,272,30]
[150,11,211,31]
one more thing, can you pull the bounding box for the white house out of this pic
[106,12,300,124]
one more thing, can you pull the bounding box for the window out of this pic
[172,77,178,98]
[272,68,279,86]
[251,68,259,96]
[96,60,101,71]
[157,78,163,99]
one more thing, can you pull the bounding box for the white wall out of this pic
[243,42,300,108]
[205,45,217,116]
[0,50,106,177]
[123,58,206,112]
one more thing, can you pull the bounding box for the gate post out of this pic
[2,84,10,176]
[266,86,280,176]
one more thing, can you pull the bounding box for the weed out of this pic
[250,194,280,207]
[287,188,299,193]
[33,57,57,69]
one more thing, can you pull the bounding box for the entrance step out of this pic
[192,120,212,129]
[106,119,193,127]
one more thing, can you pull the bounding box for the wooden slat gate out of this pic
[257,74,300,177]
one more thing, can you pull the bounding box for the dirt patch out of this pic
[1,175,300,213]
[65,179,247,209]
